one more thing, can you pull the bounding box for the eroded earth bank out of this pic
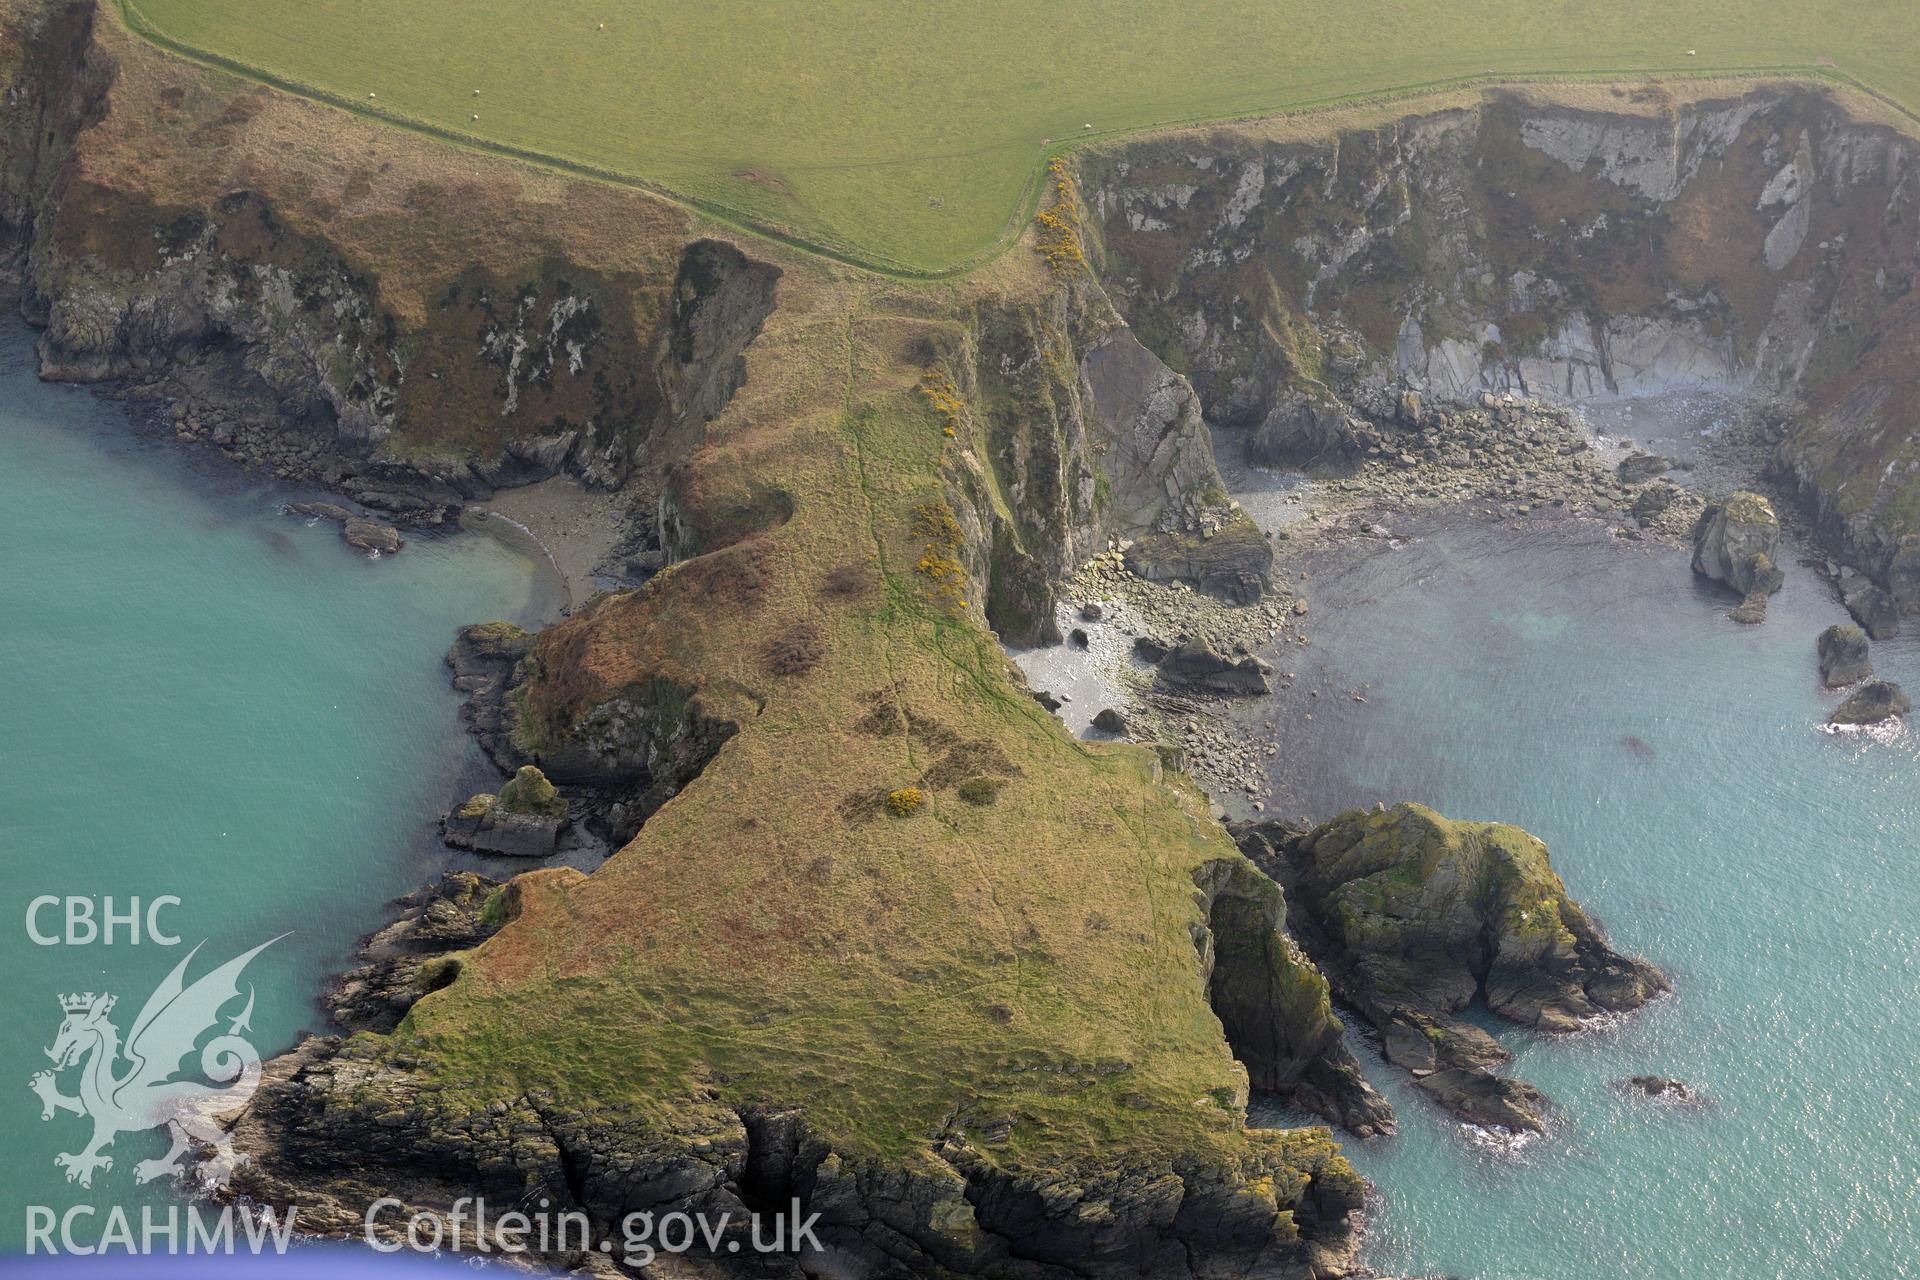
[6,1,1920,1274]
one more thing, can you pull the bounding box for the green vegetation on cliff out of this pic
[121,0,1920,272]
[495,764,565,818]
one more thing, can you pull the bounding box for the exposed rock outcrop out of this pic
[1838,571,1901,640]
[1249,384,1361,468]
[446,621,533,768]
[1156,639,1273,696]
[325,872,511,1033]
[1830,680,1910,726]
[287,501,404,556]
[938,284,1271,643]
[1693,493,1784,622]
[1817,624,1872,687]
[441,765,568,857]
[1194,853,1394,1137]
[1624,1075,1698,1104]
[1246,804,1667,1131]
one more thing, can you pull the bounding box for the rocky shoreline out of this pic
[1026,388,1772,814]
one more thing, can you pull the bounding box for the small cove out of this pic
[0,318,559,1243]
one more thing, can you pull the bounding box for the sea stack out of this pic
[1247,803,1667,1132]
[1692,493,1783,623]
[1816,624,1872,687]
[1830,680,1911,727]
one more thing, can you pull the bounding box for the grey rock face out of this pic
[1081,90,1920,616]
[1156,639,1272,695]
[1692,493,1784,601]
[1817,624,1872,687]
[446,622,534,771]
[1839,573,1901,640]
[1248,385,1358,467]
[441,794,563,858]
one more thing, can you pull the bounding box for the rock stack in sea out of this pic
[1691,492,1784,623]
[1816,624,1872,687]
[287,500,406,556]
[1830,680,1911,727]
[1242,803,1668,1132]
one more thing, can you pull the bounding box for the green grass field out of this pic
[121,0,1920,273]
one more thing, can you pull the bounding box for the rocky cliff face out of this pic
[1193,856,1393,1137]
[1,1,779,524]
[939,271,1272,645]
[1076,86,1920,613]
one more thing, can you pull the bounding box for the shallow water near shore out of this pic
[0,321,554,1245]
[1246,515,1920,1279]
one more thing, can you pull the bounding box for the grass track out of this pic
[118,0,1920,275]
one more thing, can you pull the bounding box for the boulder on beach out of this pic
[1631,483,1675,523]
[1830,680,1910,726]
[1132,634,1171,662]
[1617,452,1673,485]
[1397,388,1424,428]
[1091,707,1129,735]
[1122,509,1273,605]
[1816,624,1872,687]
[1156,638,1272,695]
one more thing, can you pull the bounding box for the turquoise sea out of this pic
[0,320,555,1252]
[1247,515,1920,1279]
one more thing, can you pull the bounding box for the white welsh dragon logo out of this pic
[29,937,282,1189]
